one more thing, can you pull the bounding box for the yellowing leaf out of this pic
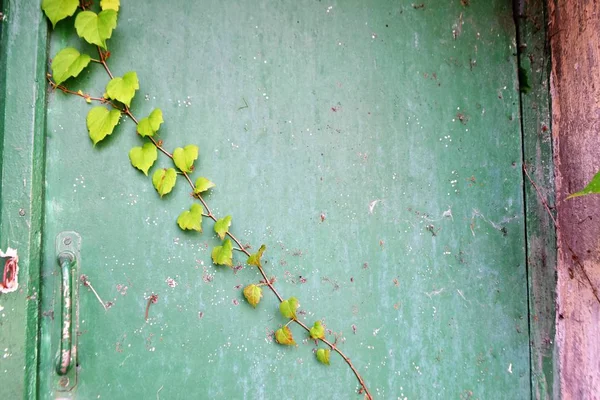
[129,143,157,175]
[137,108,163,137]
[275,326,296,346]
[42,0,78,28]
[74,10,118,49]
[51,47,91,85]
[173,145,199,173]
[194,177,215,194]
[152,168,177,197]
[309,321,325,340]
[243,284,263,308]
[100,0,120,11]
[279,297,299,320]
[247,244,266,267]
[86,106,121,145]
[212,239,233,266]
[316,348,330,365]
[177,204,203,232]
[567,170,600,199]
[214,215,232,240]
[106,71,139,107]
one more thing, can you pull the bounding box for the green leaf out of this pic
[316,348,330,365]
[567,170,600,199]
[176,204,203,232]
[211,239,233,267]
[173,145,199,173]
[279,297,299,320]
[247,244,266,267]
[152,168,177,197]
[214,215,232,240]
[137,108,163,137]
[243,284,263,308]
[74,10,118,49]
[275,326,296,346]
[106,71,139,107]
[309,321,325,340]
[100,0,120,11]
[128,143,157,175]
[51,47,92,86]
[42,0,79,28]
[86,106,121,145]
[194,177,216,194]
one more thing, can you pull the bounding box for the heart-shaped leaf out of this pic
[176,204,203,232]
[243,284,263,308]
[129,142,157,175]
[51,47,92,85]
[316,348,330,365]
[42,0,79,28]
[275,326,296,346]
[214,215,232,240]
[86,106,121,145]
[279,297,299,320]
[100,0,120,11]
[309,321,325,340]
[247,244,266,267]
[567,170,600,199]
[106,71,139,107]
[212,239,233,266]
[194,177,215,194]
[137,108,163,137]
[74,10,118,49]
[152,168,177,197]
[173,145,198,173]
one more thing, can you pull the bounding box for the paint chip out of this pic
[0,248,18,294]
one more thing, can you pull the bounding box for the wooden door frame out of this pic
[547,0,600,397]
[0,1,48,398]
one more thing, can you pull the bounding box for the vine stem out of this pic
[295,318,371,398]
[123,108,174,159]
[65,51,374,400]
[523,164,600,304]
[189,166,374,400]
[97,46,114,79]
[46,75,121,109]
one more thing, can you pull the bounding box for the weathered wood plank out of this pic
[549,0,600,398]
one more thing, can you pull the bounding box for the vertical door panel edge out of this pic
[0,0,49,399]
[514,0,558,398]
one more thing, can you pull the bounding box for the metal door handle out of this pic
[56,251,74,375]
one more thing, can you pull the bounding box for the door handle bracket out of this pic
[53,231,81,392]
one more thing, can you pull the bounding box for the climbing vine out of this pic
[41,0,372,398]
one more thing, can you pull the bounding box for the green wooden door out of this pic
[33,1,529,399]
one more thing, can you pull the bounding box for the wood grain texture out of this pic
[0,1,48,398]
[517,0,558,397]
[549,0,600,398]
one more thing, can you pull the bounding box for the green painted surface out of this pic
[0,1,47,398]
[516,0,558,398]
[10,0,529,398]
